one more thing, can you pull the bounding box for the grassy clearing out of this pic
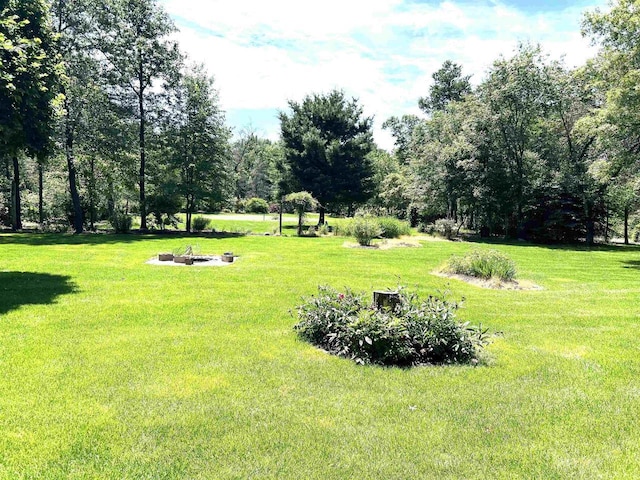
[1,232,639,479]
[127,213,354,236]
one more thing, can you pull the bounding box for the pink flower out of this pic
[338,293,345,300]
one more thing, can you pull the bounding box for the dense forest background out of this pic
[2,0,640,244]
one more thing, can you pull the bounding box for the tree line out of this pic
[1,0,639,243]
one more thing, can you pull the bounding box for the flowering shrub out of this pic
[435,218,457,239]
[294,286,491,366]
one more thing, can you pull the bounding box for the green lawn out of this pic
[1,232,639,479]
[125,212,357,236]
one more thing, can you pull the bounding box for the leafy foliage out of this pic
[445,250,517,281]
[279,89,375,222]
[285,191,318,236]
[231,130,282,201]
[245,197,269,214]
[376,217,411,238]
[352,215,383,246]
[0,0,60,154]
[192,216,210,232]
[418,60,472,113]
[335,215,409,242]
[109,209,132,233]
[167,64,230,232]
[1,0,61,230]
[95,0,182,230]
[406,45,604,243]
[435,219,457,239]
[294,286,490,366]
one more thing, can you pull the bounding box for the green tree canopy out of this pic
[96,0,182,230]
[419,60,472,114]
[285,191,318,236]
[279,89,374,223]
[1,0,61,229]
[584,0,640,166]
[168,64,230,232]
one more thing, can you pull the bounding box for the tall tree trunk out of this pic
[624,206,629,245]
[65,114,84,234]
[318,205,325,225]
[2,156,9,227]
[11,155,21,231]
[585,221,594,245]
[38,162,44,224]
[584,199,594,246]
[88,156,96,231]
[138,73,147,231]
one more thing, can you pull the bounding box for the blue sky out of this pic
[159,0,608,150]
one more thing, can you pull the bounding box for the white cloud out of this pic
[160,0,608,150]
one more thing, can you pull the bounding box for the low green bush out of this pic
[352,215,383,246]
[192,216,210,232]
[294,286,490,366]
[334,219,354,237]
[435,218,456,239]
[377,217,411,238]
[445,249,516,281]
[418,222,436,235]
[110,210,132,233]
[245,197,269,214]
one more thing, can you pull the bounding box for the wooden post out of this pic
[279,197,283,235]
[373,291,400,312]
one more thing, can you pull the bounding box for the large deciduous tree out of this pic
[382,114,421,165]
[1,0,60,230]
[169,65,230,232]
[583,0,640,158]
[51,0,96,233]
[279,90,374,223]
[231,128,283,202]
[479,44,551,236]
[96,0,181,230]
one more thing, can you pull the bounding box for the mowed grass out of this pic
[1,232,639,479]
[131,213,355,236]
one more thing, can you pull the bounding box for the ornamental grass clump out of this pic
[377,217,411,238]
[352,215,383,246]
[294,286,490,366]
[445,249,516,281]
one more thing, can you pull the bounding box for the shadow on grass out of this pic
[621,260,640,270]
[465,236,640,253]
[0,231,247,247]
[0,272,77,315]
